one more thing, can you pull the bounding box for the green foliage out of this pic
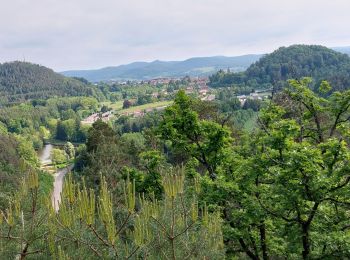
[0,122,7,134]
[136,94,153,105]
[122,99,132,109]
[86,120,116,152]
[114,111,161,135]
[242,98,262,111]
[38,170,54,196]
[214,78,350,259]
[75,120,123,190]
[138,151,166,198]
[0,96,98,148]
[209,45,350,93]
[78,121,166,200]
[120,132,146,164]
[2,69,350,259]
[0,171,52,259]
[159,90,231,179]
[63,142,75,160]
[51,148,67,165]
[217,89,242,112]
[0,134,26,207]
[56,119,76,141]
[0,167,225,259]
[0,61,105,104]
[15,135,40,167]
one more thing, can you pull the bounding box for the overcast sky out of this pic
[0,0,349,71]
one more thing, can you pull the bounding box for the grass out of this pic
[101,100,124,110]
[81,100,173,123]
[54,163,69,169]
[116,100,173,113]
[52,159,74,169]
[255,91,272,97]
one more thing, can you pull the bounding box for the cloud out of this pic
[0,0,349,71]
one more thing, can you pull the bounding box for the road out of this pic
[52,165,74,211]
[38,143,73,211]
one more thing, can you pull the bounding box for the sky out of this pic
[0,0,349,71]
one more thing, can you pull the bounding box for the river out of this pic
[38,143,54,165]
[38,143,72,211]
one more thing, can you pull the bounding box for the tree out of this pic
[0,168,225,259]
[0,134,28,207]
[56,119,76,141]
[15,135,39,167]
[138,150,167,198]
[120,132,146,164]
[86,120,117,153]
[51,148,67,165]
[123,99,132,109]
[209,45,350,93]
[0,170,53,259]
[63,142,75,160]
[100,105,110,113]
[0,61,104,104]
[242,98,262,111]
[158,90,231,180]
[217,78,350,259]
[77,120,123,188]
[0,121,8,134]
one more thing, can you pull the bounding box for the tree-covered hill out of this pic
[0,61,104,104]
[209,45,350,92]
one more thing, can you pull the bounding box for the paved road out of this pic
[52,165,73,211]
[38,144,73,211]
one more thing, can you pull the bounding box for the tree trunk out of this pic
[301,224,310,259]
[259,223,268,260]
[239,238,260,260]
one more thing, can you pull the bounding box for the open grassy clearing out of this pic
[115,100,173,113]
[101,100,124,110]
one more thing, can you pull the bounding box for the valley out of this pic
[1,44,350,259]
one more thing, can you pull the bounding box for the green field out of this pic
[104,100,173,114]
[101,100,124,110]
[121,100,172,113]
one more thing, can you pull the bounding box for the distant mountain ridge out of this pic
[61,47,350,82]
[61,55,263,82]
[332,46,350,56]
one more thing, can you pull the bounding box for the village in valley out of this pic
[81,76,271,125]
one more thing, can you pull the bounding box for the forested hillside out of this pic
[0,61,104,104]
[209,45,350,93]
